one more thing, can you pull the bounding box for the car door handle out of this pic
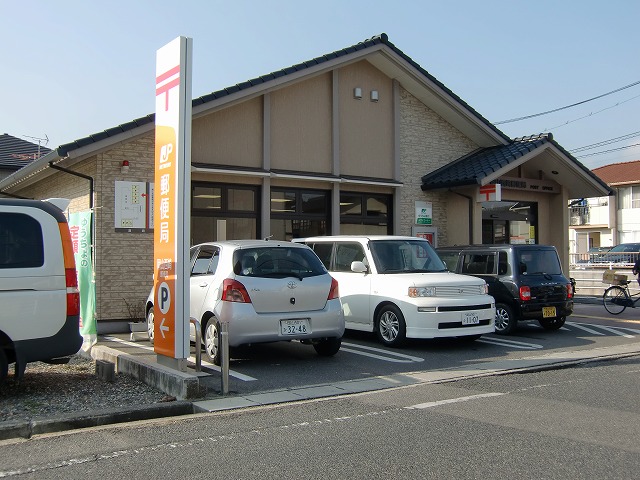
[199,282,208,288]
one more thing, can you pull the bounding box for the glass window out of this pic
[301,193,327,214]
[334,243,366,272]
[192,186,222,210]
[340,192,391,235]
[191,183,259,244]
[191,216,256,244]
[270,191,296,213]
[233,247,326,278]
[370,239,445,273]
[0,213,44,269]
[309,242,333,269]
[192,245,219,275]
[270,188,330,241]
[340,195,362,216]
[367,197,387,215]
[228,188,255,211]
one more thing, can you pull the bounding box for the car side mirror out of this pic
[351,261,368,273]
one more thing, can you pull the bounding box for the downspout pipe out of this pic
[48,162,94,210]
[48,162,96,269]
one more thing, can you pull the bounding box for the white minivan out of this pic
[0,199,82,381]
[294,235,495,346]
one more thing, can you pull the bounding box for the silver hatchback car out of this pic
[145,240,345,365]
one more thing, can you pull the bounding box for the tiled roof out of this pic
[421,134,552,189]
[57,33,508,156]
[592,160,640,185]
[0,133,51,169]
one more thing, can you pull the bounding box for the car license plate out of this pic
[281,318,311,335]
[542,306,556,318]
[462,311,480,325]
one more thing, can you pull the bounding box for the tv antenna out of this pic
[22,134,49,159]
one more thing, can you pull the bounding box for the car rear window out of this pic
[233,246,327,278]
[0,212,44,269]
[517,249,562,275]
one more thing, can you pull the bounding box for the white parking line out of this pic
[478,337,544,349]
[566,322,606,335]
[589,324,635,338]
[102,336,256,381]
[406,392,506,409]
[341,342,425,362]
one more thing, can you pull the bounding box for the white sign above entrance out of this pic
[493,176,559,194]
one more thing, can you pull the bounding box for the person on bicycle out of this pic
[633,257,640,286]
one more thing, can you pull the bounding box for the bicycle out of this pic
[602,280,640,314]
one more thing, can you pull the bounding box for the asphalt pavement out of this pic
[2,294,639,441]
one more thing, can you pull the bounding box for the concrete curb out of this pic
[0,401,194,441]
[90,345,205,400]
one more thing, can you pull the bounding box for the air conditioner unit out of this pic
[570,216,581,226]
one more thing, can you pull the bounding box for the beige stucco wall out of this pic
[339,61,394,179]
[398,87,479,243]
[192,97,263,168]
[270,74,332,173]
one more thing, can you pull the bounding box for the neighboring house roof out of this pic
[592,160,640,186]
[420,133,612,199]
[0,133,51,170]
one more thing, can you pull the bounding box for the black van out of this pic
[436,244,573,334]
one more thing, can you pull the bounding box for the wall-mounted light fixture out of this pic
[370,90,379,102]
[121,160,130,174]
[353,87,362,99]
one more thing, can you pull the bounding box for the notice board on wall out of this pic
[114,181,154,232]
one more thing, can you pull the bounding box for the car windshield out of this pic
[233,247,327,280]
[370,239,446,273]
[517,250,562,275]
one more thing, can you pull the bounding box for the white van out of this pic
[0,199,82,381]
[294,235,495,346]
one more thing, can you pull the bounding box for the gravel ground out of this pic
[1,355,173,424]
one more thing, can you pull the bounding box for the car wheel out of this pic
[539,316,566,330]
[375,304,406,347]
[495,303,517,335]
[0,348,8,382]
[313,337,342,356]
[146,307,155,345]
[204,317,221,366]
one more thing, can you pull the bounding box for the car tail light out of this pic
[519,285,531,301]
[327,277,339,300]
[566,283,573,299]
[59,222,80,316]
[222,278,251,303]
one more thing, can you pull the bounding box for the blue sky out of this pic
[2,0,638,169]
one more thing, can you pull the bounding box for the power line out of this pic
[569,130,640,153]
[573,143,640,159]
[494,79,640,125]
[543,93,640,131]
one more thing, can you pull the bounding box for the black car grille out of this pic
[438,303,493,312]
[439,319,492,329]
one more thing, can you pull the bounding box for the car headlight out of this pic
[408,286,436,297]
